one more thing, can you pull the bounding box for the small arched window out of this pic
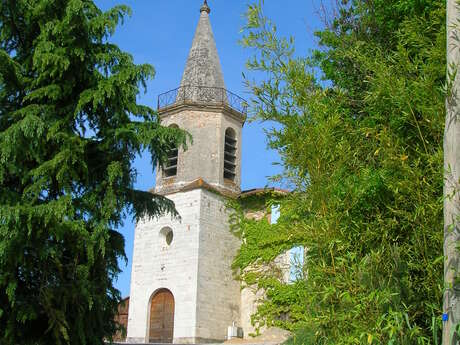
[163,125,179,178]
[223,128,237,181]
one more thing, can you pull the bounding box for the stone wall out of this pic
[127,188,244,343]
[195,189,241,341]
[155,107,243,195]
[126,190,201,344]
[239,206,291,338]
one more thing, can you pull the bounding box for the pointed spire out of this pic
[200,0,210,14]
[180,1,225,91]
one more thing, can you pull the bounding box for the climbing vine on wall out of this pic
[229,192,309,332]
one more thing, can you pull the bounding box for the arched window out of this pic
[223,128,237,181]
[163,125,179,178]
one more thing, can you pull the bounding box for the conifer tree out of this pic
[0,1,187,344]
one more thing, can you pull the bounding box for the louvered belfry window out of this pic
[223,128,237,181]
[163,125,179,178]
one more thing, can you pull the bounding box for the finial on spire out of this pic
[200,0,211,14]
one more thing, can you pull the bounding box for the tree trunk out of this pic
[443,0,460,344]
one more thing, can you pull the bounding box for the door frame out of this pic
[146,288,175,343]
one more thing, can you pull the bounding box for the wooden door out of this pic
[149,289,174,343]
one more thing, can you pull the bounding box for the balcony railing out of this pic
[158,85,248,115]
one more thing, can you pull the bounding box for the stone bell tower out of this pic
[126,1,247,343]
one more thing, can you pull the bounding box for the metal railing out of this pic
[158,85,248,115]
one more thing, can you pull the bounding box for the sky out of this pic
[93,0,325,298]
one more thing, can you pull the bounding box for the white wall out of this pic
[195,189,241,341]
[127,188,243,343]
[127,190,201,343]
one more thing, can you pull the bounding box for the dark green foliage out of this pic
[0,1,188,344]
[235,0,445,343]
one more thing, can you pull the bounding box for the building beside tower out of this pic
[123,2,289,343]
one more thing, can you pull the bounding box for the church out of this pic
[118,2,289,343]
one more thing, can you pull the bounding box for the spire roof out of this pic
[200,0,210,14]
[180,1,225,89]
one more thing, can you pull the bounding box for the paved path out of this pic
[111,327,289,345]
[113,343,226,345]
[113,343,281,345]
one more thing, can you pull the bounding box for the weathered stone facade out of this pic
[127,186,245,343]
[127,190,202,343]
[155,107,243,196]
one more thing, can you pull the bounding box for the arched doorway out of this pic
[149,289,175,343]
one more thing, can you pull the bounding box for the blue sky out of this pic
[94,1,324,298]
